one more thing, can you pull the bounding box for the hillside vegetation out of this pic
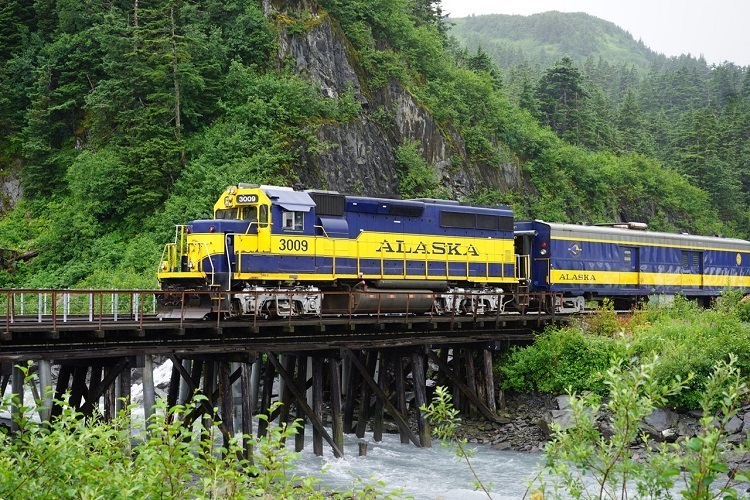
[449,12,661,71]
[0,1,746,288]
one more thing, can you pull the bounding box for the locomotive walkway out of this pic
[0,289,559,458]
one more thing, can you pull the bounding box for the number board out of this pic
[236,194,258,204]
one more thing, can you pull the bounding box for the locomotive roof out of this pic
[531,221,750,251]
[263,186,315,212]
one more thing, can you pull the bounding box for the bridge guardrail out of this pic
[2,288,562,335]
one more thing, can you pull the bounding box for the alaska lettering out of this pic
[559,273,596,281]
[376,239,479,257]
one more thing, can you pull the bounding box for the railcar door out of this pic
[681,250,703,290]
[620,246,640,292]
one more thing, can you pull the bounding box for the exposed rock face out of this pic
[270,0,522,198]
[0,170,22,214]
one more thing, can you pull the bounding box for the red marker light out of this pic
[185,228,191,234]
[541,242,547,248]
[209,226,215,233]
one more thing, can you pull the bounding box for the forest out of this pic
[0,0,747,289]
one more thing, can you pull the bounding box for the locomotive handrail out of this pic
[197,241,215,285]
[244,221,260,234]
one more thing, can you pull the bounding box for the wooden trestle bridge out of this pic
[0,289,560,457]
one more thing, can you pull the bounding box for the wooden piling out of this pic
[295,355,307,452]
[142,355,156,423]
[393,352,409,444]
[178,358,192,405]
[10,364,23,432]
[465,349,477,418]
[450,348,461,413]
[411,352,431,448]
[355,351,375,439]
[104,365,117,421]
[266,353,343,458]
[483,349,496,413]
[167,357,181,414]
[426,350,499,423]
[240,360,254,463]
[373,352,385,442]
[218,361,234,447]
[119,362,131,409]
[329,356,344,457]
[344,349,420,447]
[89,364,103,414]
[278,355,295,430]
[257,356,274,437]
[38,360,52,422]
[312,356,324,456]
[70,366,89,411]
[343,351,359,434]
[51,365,73,419]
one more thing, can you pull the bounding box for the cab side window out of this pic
[282,211,303,231]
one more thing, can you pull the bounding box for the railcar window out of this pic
[260,205,269,226]
[283,211,304,231]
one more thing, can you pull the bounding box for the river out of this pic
[292,430,543,499]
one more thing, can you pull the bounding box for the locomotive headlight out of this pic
[228,186,237,194]
[224,195,233,207]
[161,262,167,271]
[188,260,195,269]
[540,249,547,256]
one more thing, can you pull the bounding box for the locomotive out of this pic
[157,184,518,318]
[157,185,750,319]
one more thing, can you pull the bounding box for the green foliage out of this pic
[630,298,750,408]
[394,140,444,198]
[0,369,379,498]
[538,354,688,498]
[582,298,620,337]
[500,326,625,395]
[537,354,750,499]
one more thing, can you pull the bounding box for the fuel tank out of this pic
[322,288,435,314]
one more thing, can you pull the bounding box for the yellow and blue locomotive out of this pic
[157,184,519,318]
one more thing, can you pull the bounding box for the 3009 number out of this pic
[279,239,308,252]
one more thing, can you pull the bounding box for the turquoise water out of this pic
[292,430,542,499]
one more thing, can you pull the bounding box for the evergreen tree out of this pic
[467,46,502,90]
[535,57,590,146]
[617,88,651,154]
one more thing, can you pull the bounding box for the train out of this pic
[156,184,750,319]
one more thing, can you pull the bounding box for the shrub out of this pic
[537,354,750,499]
[499,327,625,395]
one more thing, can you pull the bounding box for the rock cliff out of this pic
[268,0,522,199]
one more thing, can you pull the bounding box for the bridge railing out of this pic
[2,288,561,333]
[2,289,158,330]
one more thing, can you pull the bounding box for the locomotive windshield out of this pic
[214,206,258,221]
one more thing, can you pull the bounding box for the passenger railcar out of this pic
[514,221,750,312]
[157,185,518,318]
